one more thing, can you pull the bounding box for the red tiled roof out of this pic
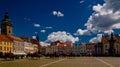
[57,43,64,47]
[56,41,72,47]
[7,35,23,41]
[65,41,72,46]
[0,34,11,41]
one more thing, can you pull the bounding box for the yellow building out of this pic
[0,34,13,54]
[0,11,13,55]
[101,34,120,55]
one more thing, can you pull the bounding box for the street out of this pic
[41,57,120,67]
[0,57,120,67]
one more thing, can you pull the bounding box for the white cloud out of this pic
[34,24,40,27]
[41,30,46,33]
[0,28,1,34]
[47,31,79,43]
[53,11,57,15]
[104,30,114,34]
[24,17,31,21]
[85,0,120,34]
[40,41,50,46]
[32,36,36,39]
[74,29,90,35]
[80,0,84,4]
[52,11,64,17]
[89,34,102,43]
[45,27,53,29]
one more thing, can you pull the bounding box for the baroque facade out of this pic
[101,33,120,55]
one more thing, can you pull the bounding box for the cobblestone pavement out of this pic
[0,57,120,67]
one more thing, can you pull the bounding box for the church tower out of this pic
[1,11,12,36]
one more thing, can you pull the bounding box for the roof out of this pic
[55,41,72,47]
[21,35,29,41]
[85,43,98,46]
[0,34,11,41]
[7,35,23,41]
[30,38,41,48]
[57,43,64,47]
[65,41,72,46]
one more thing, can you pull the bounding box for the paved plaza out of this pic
[0,57,120,67]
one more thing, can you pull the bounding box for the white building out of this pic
[72,45,81,56]
[8,36,26,56]
[79,43,86,56]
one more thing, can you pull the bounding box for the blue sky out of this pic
[1,0,120,44]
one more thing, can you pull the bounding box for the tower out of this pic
[108,33,116,56]
[1,11,12,36]
[36,33,40,41]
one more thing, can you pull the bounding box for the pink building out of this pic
[86,43,97,56]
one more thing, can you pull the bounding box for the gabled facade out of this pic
[85,43,97,56]
[101,33,120,55]
[21,36,39,54]
[30,38,39,53]
[45,41,72,55]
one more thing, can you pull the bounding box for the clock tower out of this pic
[1,11,12,36]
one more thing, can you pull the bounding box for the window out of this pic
[4,47,6,51]
[0,41,2,45]
[105,45,108,49]
[7,47,9,51]
[116,44,119,48]
[6,42,7,45]
[4,41,6,45]
[9,43,11,47]
[8,42,10,46]
[0,46,2,51]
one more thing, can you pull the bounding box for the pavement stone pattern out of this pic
[0,57,120,67]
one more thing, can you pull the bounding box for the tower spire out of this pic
[4,10,9,19]
[36,33,40,41]
[1,11,13,36]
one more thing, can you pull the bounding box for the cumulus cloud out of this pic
[89,34,102,43]
[40,41,50,46]
[24,17,31,21]
[52,11,64,17]
[74,29,90,35]
[85,0,120,34]
[45,27,53,29]
[34,23,40,27]
[80,0,84,4]
[32,36,36,39]
[41,30,46,33]
[47,31,79,43]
